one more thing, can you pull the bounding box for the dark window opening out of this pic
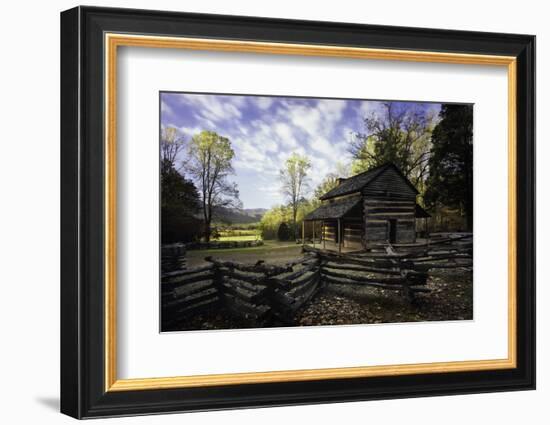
[388,219,397,244]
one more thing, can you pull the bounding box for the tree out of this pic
[161,126,185,169]
[314,173,340,200]
[186,131,240,242]
[313,163,351,202]
[277,222,292,241]
[160,160,202,243]
[424,104,473,231]
[161,160,200,211]
[350,102,434,188]
[259,205,290,240]
[160,127,203,243]
[280,153,311,238]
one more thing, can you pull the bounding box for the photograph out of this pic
[56,4,536,419]
[160,92,474,332]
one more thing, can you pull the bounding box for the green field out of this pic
[186,240,303,267]
[216,227,261,242]
[217,235,260,241]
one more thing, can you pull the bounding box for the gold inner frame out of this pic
[104,33,517,392]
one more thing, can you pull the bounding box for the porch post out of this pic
[312,220,316,248]
[338,218,342,253]
[302,220,305,246]
[322,220,326,249]
[425,217,429,238]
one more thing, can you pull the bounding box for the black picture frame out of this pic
[60,5,535,419]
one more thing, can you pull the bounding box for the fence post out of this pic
[161,243,186,273]
[316,252,325,289]
[262,270,272,324]
[399,260,415,303]
[212,262,225,307]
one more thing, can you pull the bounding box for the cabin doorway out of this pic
[388,219,397,244]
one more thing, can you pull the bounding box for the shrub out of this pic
[277,222,292,241]
[161,207,203,244]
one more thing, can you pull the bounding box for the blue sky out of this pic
[161,92,441,209]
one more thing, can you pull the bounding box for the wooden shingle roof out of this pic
[319,163,419,200]
[304,197,362,221]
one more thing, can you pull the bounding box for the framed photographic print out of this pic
[60,6,535,419]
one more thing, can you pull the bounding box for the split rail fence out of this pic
[161,234,472,330]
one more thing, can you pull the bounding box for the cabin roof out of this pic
[303,197,362,221]
[319,163,419,200]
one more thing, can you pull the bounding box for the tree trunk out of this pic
[204,218,211,243]
[202,200,211,243]
[292,207,297,240]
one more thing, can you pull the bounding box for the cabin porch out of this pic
[302,217,364,253]
[302,194,364,253]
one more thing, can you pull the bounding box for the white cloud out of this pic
[160,100,174,117]
[254,97,274,110]
[179,94,243,124]
[227,96,247,107]
[162,93,392,208]
[193,114,217,131]
[232,135,279,175]
[178,125,203,139]
[357,100,386,125]
[273,123,297,148]
[286,105,321,137]
[308,137,334,156]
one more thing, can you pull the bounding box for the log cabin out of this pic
[303,163,430,252]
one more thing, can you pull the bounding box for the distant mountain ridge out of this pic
[213,206,267,224]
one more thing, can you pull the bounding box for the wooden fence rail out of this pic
[161,252,324,330]
[161,264,220,329]
[161,237,472,329]
[161,243,187,272]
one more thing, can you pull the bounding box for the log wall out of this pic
[322,221,337,242]
[322,219,363,249]
[364,198,416,246]
[343,220,363,249]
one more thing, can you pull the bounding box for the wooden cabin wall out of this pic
[322,221,337,242]
[343,220,363,249]
[363,198,416,245]
[321,220,363,249]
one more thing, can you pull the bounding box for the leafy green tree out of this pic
[350,102,434,188]
[314,173,340,201]
[424,104,473,231]
[186,131,240,242]
[160,160,202,243]
[280,153,311,239]
[259,200,319,241]
[259,205,291,240]
[161,160,200,210]
[277,222,292,241]
[160,127,203,243]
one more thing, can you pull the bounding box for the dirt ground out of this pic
[167,268,473,331]
[295,269,473,326]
